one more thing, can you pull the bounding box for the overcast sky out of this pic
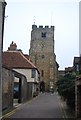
[3,0,79,70]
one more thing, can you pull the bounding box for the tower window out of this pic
[41,32,46,38]
[41,70,44,77]
[41,55,45,59]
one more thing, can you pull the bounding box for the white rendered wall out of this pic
[13,68,39,83]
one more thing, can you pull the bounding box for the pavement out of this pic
[2,92,75,119]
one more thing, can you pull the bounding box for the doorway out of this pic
[40,81,45,93]
[13,77,21,106]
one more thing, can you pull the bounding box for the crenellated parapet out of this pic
[32,25,55,30]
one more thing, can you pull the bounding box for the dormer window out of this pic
[41,32,46,38]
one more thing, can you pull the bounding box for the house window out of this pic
[41,32,46,38]
[31,69,36,78]
[76,64,79,71]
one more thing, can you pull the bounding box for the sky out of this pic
[3,0,79,70]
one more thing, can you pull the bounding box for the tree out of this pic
[56,73,76,109]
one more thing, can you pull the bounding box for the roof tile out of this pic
[2,51,37,69]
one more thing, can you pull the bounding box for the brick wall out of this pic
[2,67,28,112]
[2,67,14,111]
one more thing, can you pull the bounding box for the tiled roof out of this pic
[2,51,37,69]
[24,54,30,59]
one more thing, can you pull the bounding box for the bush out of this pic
[56,73,75,109]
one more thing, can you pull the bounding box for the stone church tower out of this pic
[29,25,58,92]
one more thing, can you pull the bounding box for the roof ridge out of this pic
[4,51,20,53]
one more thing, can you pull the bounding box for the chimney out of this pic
[8,41,17,51]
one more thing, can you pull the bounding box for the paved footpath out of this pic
[2,92,66,119]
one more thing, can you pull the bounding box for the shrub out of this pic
[56,73,75,109]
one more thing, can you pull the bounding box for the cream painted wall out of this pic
[13,68,39,83]
[14,77,19,82]
[13,68,39,96]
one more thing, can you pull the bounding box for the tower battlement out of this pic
[32,25,55,30]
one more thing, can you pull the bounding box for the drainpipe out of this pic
[0,0,7,117]
[2,1,7,51]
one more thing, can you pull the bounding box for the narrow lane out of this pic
[3,92,64,118]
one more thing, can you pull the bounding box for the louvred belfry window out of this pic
[41,32,46,38]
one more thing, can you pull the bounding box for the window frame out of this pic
[31,69,36,78]
[41,32,46,38]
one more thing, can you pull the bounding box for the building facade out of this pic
[3,42,40,98]
[29,25,58,92]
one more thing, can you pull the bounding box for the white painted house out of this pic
[3,42,40,98]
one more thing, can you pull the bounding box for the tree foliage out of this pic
[56,73,76,109]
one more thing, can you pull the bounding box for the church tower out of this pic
[29,25,58,92]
